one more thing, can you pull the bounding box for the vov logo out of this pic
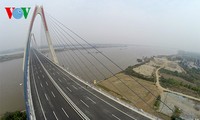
[5,7,31,19]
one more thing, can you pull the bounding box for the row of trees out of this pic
[160,63,200,85]
[123,66,155,82]
[154,95,161,110]
[1,111,26,120]
[160,77,200,95]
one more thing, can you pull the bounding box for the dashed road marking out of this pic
[72,85,78,90]
[40,83,43,88]
[53,111,59,120]
[62,108,69,118]
[58,79,62,83]
[51,91,55,97]
[44,93,49,101]
[80,100,89,108]
[112,114,121,120]
[87,96,96,104]
[66,87,72,92]
[46,81,48,86]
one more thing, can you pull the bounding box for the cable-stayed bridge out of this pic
[23,6,173,120]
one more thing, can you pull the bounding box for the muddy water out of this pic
[0,58,24,116]
[0,45,176,116]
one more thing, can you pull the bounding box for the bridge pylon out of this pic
[24,5,59,65]
[22,6,59,119]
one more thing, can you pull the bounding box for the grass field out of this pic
[97,73,170,119]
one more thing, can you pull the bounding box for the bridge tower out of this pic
[23,5,59,119]
[24,5,59,66]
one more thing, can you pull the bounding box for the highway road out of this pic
[30,49,152,120]
[30,51,83,120]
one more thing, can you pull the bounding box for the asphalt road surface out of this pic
[29,49,152,120]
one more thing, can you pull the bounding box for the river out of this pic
[0,45,177,116]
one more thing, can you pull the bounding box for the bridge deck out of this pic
[30,49,151,120]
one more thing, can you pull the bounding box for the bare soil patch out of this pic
[97,73,170,119]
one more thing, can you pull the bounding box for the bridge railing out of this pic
[24,37,36,120]
[39,50,158,120]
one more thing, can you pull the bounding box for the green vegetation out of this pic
[171,106,183,120]
[1,111,26,120]
[160,77,200,95]
[179,62,200,82]
[160,63,200,85]
[160,68,193,83]
[154,95,161,110]
[123,66,155,82]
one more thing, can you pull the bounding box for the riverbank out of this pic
[0,45,176,116]
[97,55,200,119]
[0,53,23,63]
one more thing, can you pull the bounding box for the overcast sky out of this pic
[0,0,200,52]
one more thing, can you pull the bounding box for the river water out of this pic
[0,45,177,116]
[0,58,24,116]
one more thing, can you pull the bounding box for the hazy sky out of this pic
[0,0,200,52]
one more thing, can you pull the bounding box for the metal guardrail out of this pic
[66,71,159,120]
[34,50,89,120]
[39,50,159,120]
[23,37,31,120]
[23,38,36,120]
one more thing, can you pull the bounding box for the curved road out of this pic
[155,67,200,102]
[29,49,153,120]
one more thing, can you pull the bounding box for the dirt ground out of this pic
[160,92,200,119]
[97,73,170,119]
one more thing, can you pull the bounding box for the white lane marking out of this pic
[40,83,43,88]
[46,81,48,86]
[58,79,62,83]
[53,111,59,120]
[38,76,40,79]
[32,66,47,120]
[62,74,137,120]
[66,87,72,92]
[51,91,55,98]
[72,85,78,90]
[74,81,79,85]
[112,114,121,120]
[80,100,89,108]
[62,108,69,118]
[44,93,49,101]
[42,75,44,78]
[34,52,90,120]
[87,96,96,104]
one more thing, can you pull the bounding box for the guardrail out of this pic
[34,50,89,120]
[38,50,159,120]
[64,70,159,120]
[23,37,36,120]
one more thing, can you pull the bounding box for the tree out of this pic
[171,106,183,120]
[1,111,26,120]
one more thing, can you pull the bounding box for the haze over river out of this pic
[0,45,176,115]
